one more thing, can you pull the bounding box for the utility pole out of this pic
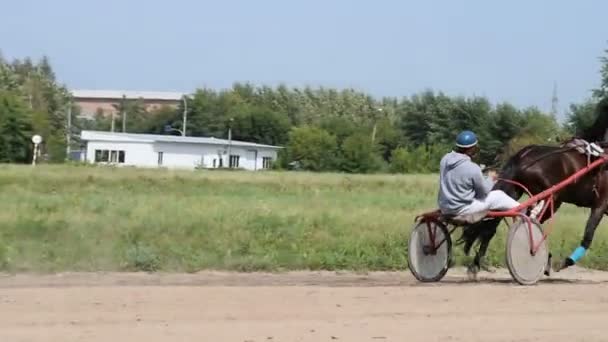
[121,94,127,133]
[66,102,72,160]
[371,108,383,144]
[182,95,188,136]
[228,118,233,167]
[111,112,115,132]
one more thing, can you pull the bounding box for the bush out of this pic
[390,144,448,173]
[124,243,161,272]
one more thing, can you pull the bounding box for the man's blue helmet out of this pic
[455,130,478,148]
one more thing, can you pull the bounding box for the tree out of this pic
[319,116,358,144]
[372,117,401,162]
[565,99,599,136]
[0,55,71,162]
[285,126,337,171]
[338,133,382,173]
[398,91,435,146]
[187,88,225,137]
[231,107,291,146]
[389,144,448,173]
[111,97,149,133]
[0,53,561,173]
[0,91,33,163]
[592,47,608,100]
[519,107,560,142]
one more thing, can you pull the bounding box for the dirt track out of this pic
[2,267,608,342]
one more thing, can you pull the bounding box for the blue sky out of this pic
[1,0,607,120]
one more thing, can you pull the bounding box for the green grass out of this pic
[1,163,608,273]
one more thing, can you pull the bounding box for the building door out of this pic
[247,150,257,170]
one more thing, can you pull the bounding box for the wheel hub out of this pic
[422,245,436,255]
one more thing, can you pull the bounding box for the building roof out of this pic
[80,130,282,149]
[71,89,186,101]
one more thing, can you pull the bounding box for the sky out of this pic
[1,0,607,120]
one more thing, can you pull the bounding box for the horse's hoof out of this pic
[467,264,479,281]
[476,257,495,273]
[552,259,567,273]
[480,264,496,273]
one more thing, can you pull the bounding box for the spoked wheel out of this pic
[408,220,452,282]
[505,218,549,286]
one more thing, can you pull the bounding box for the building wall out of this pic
[85,141,158,167]
[85,140,277,171]
[76,98,180,119]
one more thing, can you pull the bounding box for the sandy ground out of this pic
[1,267,608,342]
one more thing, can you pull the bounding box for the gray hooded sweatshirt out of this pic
[437,151,495,214]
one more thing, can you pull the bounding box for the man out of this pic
[438,130,521,217]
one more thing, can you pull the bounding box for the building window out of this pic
[262,157,273,169]
[95,150,107,162]
[158,152,164,166]
[95,149,125,164]
[229,155,240,168]
[213,159,217,168]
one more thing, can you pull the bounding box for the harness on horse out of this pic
[562,138,607,198]
[563,138,605,161]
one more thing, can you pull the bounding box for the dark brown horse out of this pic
[460,98,608,275]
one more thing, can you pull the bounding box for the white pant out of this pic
[458,190,521,215]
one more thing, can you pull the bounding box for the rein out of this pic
[514,146,577,173]
[494,139,608,201]
[495,178,533,198]
[482,145,576,175]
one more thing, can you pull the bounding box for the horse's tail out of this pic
[455,147,529,255]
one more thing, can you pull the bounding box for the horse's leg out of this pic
[472,218,502,273]
[555,199,608,272]
[538,200,562,276]
[470,184,524,275]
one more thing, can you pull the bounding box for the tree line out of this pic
[1,48,607,173]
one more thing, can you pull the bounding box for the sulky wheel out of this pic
[408,220,452,282]
[505,218,549,286]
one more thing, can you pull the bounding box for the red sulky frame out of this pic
[416,155,608,257]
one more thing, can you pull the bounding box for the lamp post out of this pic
[32,135,42,166]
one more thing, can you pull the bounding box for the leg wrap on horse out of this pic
[556,246,587,272]
[569,246,587,263]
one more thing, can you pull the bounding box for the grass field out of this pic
[1,164,608,273]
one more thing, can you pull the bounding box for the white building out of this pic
[80,130,281,171]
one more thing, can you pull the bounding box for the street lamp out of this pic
[164,125,184,136]
[32,134,42,166]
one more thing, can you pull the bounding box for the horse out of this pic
[458,97,608,276]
